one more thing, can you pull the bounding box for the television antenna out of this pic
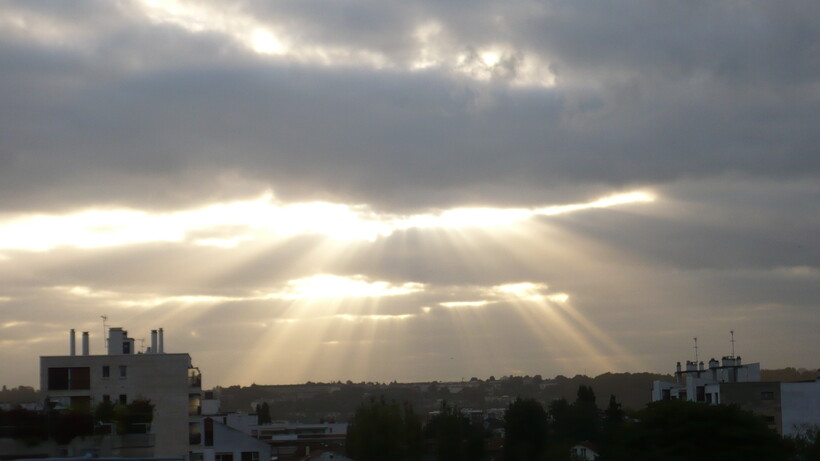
[693,337,699,363]
[101,315,108,352]
[730,330,735,358]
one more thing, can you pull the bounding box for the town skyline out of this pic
[1,0,819,388]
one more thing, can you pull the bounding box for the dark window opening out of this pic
[123,342,131,354]
[204,418,214,447]
[661,389,671,400]
[241,452,259,461]
[189,422,202,445]
[102,365,110,378]
[119,365,127,378]
[47,367,90,390]
[70,367,90,390]
[102,395,111,403]
[48,368,70,390]
[696,386,705,402]
[216,454,233,461]
[119,394,127,405]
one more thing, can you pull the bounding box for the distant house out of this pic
[570,441,599,460]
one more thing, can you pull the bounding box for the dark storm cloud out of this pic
[0,0,818,212]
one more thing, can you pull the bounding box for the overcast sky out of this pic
[1,0,818,388]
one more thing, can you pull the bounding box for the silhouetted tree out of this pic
[504,398,549,461]
[424,402,485,461]
[256,401,272,424]
[603,395,624,425]
[606,400,790,461]
[346,397,422,461]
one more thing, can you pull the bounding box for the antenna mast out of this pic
[693,337,699,363]
[101,315,108,352]
[730,330,735,358]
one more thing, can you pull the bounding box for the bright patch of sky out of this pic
[0,190,654,251]
[135,0,554,86]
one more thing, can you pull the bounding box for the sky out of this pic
[0,0,818,388]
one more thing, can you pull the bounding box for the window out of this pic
[189,422,202,445]
[123,342,131,354]
[48,368,70,390]
[761,391,775,400]
[764,415,775,424]
[119,394,127,405]
[216,454,233,461]
[705,393,712,403]
[47,367,90,390]
[119,365,127,378]
[204,418,214,447]
[102,365,110,378]
[102,395,111,403]
[241,452,259,461]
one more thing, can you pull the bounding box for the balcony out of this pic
[188,367,202,389]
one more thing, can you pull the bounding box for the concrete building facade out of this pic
[40,327,202,458]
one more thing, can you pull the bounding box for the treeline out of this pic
[0,399,154,445]
[761,367,816,382]
[217,372,673,422]
[0,385,39,404]
[346,386,816,461]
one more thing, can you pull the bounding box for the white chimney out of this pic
[151,330,158,354]
[82,331,89,356]
[70,329,76,356]
[158,328,164,353]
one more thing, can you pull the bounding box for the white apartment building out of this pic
[652,356,820,436]
[40,327,202,458]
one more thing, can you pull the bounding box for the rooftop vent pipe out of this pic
[82,332,89,356]
[70,329,76,356]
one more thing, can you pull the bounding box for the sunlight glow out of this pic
[440,300,490,308]
[0,189,656,251]
[132,0,555,88]
[251,29,285,55]
[272,275,424,300]
[335,314,416,322]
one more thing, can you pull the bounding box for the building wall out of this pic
[719,382,781,434]
[780,381,820,437]
[40,353,196,457]
[192,418,272,461]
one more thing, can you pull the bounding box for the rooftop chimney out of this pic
[151,330,158,354]
[82,332,89,356]
[158,328,164,353]
[70,329,76,356]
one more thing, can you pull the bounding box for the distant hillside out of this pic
[761,367,817,382]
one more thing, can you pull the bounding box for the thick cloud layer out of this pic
[0,0,817,387]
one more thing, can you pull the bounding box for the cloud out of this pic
[0,0,818,386]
